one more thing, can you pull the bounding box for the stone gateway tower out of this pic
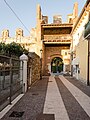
[36,3,78,76]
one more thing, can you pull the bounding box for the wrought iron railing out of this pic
[0,55,23,111]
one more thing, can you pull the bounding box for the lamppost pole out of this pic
[40,49,43,80]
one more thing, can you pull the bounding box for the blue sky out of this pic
[0,0,86,36]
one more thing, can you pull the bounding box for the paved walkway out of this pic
[0,75,90,120]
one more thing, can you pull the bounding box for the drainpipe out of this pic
[71,52,73,76]
[87,40,89,85]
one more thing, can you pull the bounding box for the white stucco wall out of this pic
[72,11,89,82]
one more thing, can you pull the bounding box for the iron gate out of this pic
[0,55,23,111]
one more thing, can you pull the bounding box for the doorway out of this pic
[51,57,63,73]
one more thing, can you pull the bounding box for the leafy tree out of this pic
[0,43,6,54]
[0,42,28,57]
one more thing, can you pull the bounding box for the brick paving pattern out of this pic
[0,75,90,120]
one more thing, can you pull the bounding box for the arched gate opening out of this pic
[51,57,63,73]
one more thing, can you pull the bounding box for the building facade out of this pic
[71,0,90,84]
[36,3,78,76]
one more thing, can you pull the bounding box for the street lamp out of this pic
[40,49,43,58]
[40,49,43,79]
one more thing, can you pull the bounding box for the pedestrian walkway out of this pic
[0,75,90,120]
[43,76,69,120]
[59,76,90,117]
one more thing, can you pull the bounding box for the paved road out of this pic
[0,75,90,120]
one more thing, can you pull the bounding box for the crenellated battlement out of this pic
[0,28,28,39]
[0,28,40,56]
[1,29,9,39]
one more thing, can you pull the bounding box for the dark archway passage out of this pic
[51,57,63,73]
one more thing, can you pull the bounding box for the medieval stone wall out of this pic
[28,52,41,87]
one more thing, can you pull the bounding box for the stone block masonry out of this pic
[28,52,41,87]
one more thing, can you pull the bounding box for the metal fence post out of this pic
[2,62,5,89]
[9,57,12,104]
